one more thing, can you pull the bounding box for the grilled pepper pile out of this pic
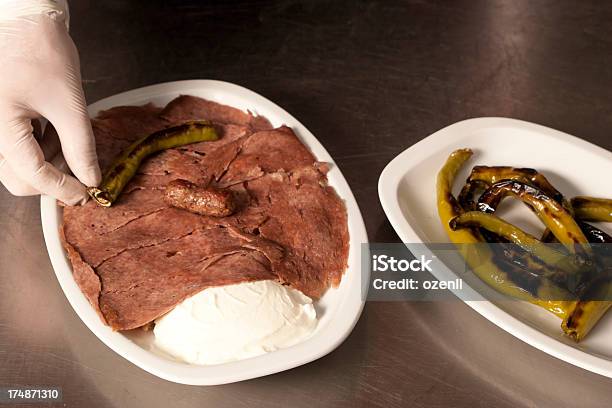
[437,148,612,341]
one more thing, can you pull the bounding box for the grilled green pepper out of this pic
[437,149,572,316]
[450,211,584,275]
[467,166,568,208]
[88,121,218,207]
[490,251,571,298]
[571,196,612,222]
[477,180,590,253]
[542,222,612,245]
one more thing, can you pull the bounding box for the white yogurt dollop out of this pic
[153,280,317,365]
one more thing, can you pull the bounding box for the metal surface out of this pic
[1,0,612,406]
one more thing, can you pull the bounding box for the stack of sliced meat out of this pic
[59,95,349,331]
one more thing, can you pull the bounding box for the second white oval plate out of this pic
[378,117,612,378]
[41,80,368,385]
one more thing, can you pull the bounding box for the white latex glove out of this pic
[0,0,100,205]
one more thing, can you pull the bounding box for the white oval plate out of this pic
[41,80,368,385]
[378,117,612,378]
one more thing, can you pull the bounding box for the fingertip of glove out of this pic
[56,176,90,206]
[61,190,89,206]
[76,163,102,188]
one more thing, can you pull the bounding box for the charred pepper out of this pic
[436,149,572,316]
[571,196,612,222]
[88,121,218,207]
[477,180,590,253]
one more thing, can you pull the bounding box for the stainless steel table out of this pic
[2,1,612,407]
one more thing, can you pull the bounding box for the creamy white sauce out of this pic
[153,280,317,365]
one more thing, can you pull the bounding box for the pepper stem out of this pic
[87,187,112,207]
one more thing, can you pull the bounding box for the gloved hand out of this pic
[0,0,100,205]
